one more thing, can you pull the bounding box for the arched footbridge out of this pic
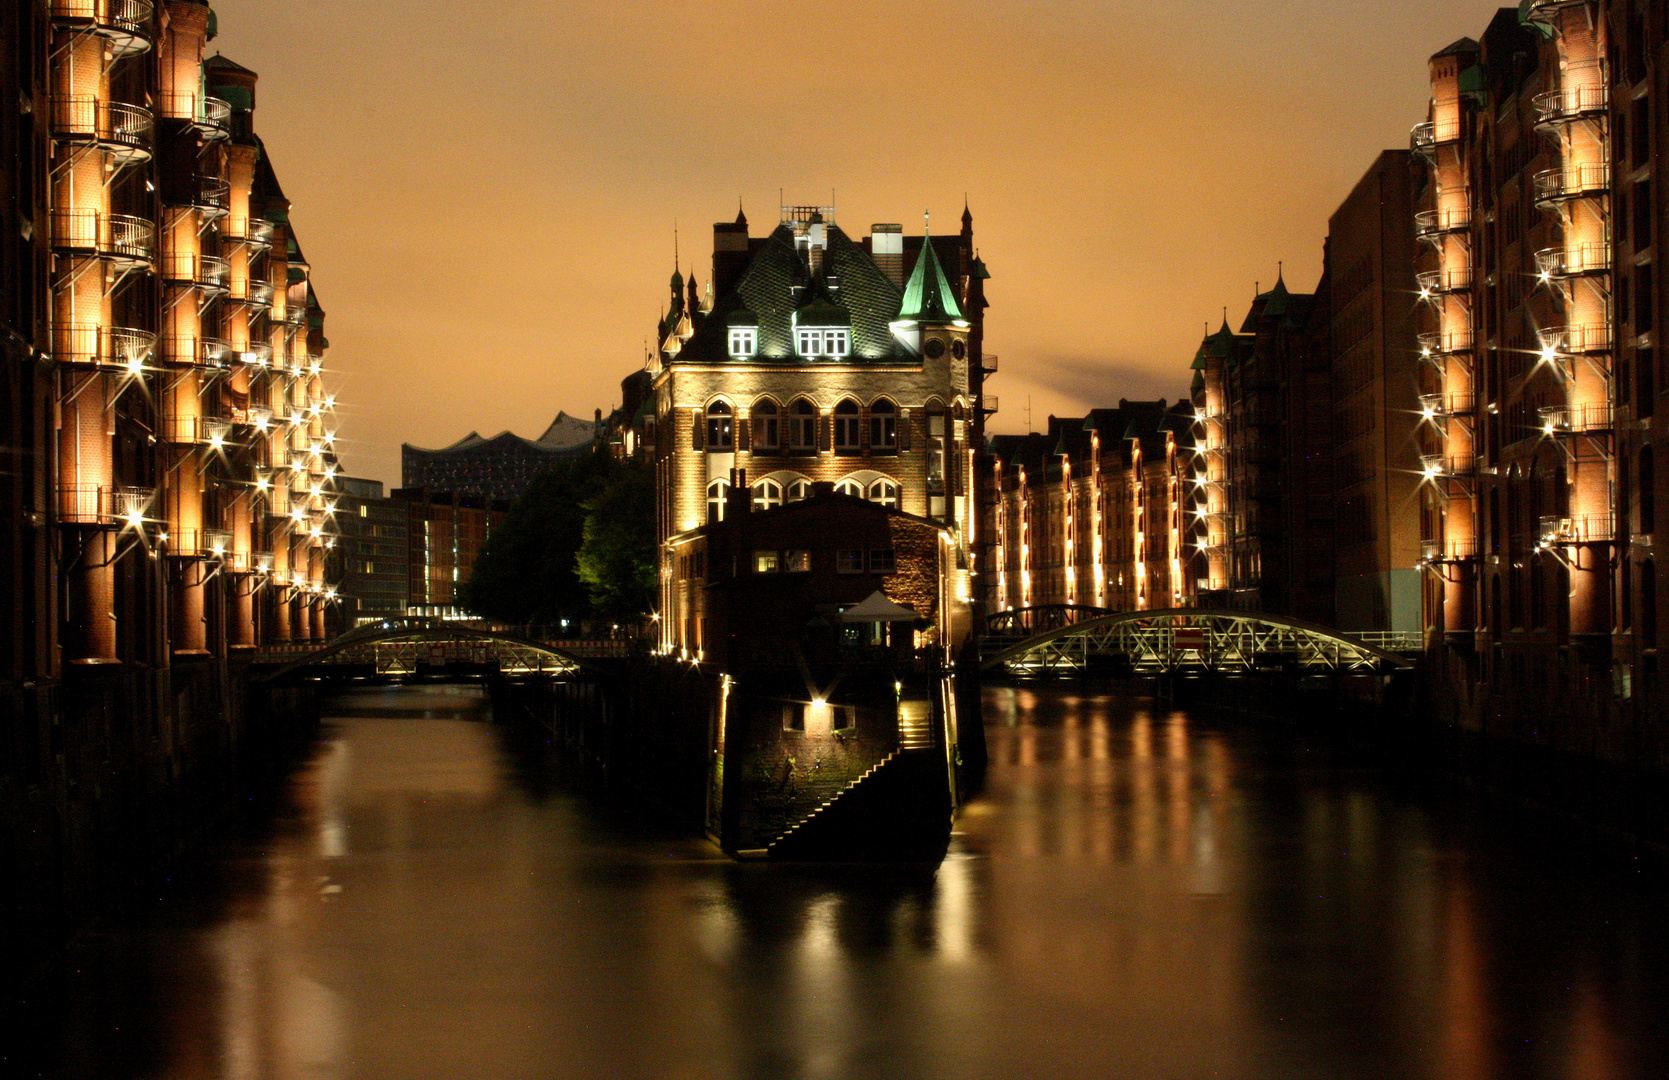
[253,618,592,682]
[982,608,1417,677]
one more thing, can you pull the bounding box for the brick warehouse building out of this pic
[982,400,1196,616]
[2,0,343,968]
[1415,1,1669,759]
[646,203,991,656]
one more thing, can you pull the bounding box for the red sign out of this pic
[1174,628,1207,650]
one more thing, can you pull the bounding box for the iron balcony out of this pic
[1533,162,1611,208]
[50,96,154,164]
[49,0,154,58]
[50,209,154,268]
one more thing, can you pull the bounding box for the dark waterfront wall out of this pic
[0,662,322,984]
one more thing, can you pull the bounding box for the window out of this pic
[834,477,865,498]
[788,399,817,454]
[830,706,853,732]
[729,326,756,358]
[868,479,899,509]
[784,549,810,572]
[869,548,896,573]
[782,704,805,732]
[753,550,780,573]
[787,478,811,502]
[869,399,898,453]
[837,548,866,573]
[752,399,779,451]
[929,494,948,521]
[752,478,782,511]
[796,327,849,358]
[706,479,729,523]
[705,400,734,450]
[834,399,860,453]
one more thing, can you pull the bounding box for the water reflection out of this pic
[10,683,1669,1079]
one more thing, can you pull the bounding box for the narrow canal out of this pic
[9,682,1669,1079]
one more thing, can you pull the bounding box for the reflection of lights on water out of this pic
[934,853,976,962]
[799,894,840,963]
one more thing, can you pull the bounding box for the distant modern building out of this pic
[401,412,595,501]
[393,487,508,619]
[334,477,410,626]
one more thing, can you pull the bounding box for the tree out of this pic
[576,460,656,620]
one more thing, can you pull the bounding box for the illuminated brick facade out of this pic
[1416,2,1669,740]
[983,401,1195,615]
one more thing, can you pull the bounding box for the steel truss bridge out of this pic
[982,608,1416,677]
[254,618,589,682]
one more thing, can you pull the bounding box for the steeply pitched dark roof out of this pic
[898,228,963,322]
[674,223,904,363]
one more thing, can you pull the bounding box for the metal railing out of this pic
[224,217,276,250]
[1410,115,1461,154]
[236,341,274,368]
[1541,323,1612,355]
[980,395,999,415]
[158,413,234,445]
[1421,453,1475,479]
[49,96,153,161]
[1533,82,1608,125]
[1534,161,1611,206]
[279,304,307,328]
[1416,266,1473,295]
[1414,207,1471,240]
[161,252,229,292]
[50,209,154,265]
[1419,329,1475,357]
[980,353,999,373]
[188,175,230,216]
[1523,0,1592,24]
[1421,537,1478,562]
[228,279,275,308]
[50,0,155,56]
[1539,513,1614,545]
[51,324,154,369]
[160,94,231,139]
[1420,391,1475,417]
[1535,242,1610,278]
[1350,630,1424,652]
[57,484,153,526]
[161,335,232,369]
[1538,401,1613,434]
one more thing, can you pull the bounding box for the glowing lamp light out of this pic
[1543,419,1556,435]
[290,508,306,522]
[124,509,144,529]
[124,354,145,376]
[1541,344,1559,363]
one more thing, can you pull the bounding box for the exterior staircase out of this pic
[765,745,951,861]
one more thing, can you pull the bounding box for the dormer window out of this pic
[796,327,849,359]
[729,327,756,357]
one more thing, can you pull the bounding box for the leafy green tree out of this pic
[576,461,656,619]
[463,454,613,629]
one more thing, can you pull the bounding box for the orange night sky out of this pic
[208,0,1505,487]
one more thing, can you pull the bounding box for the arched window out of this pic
[869,398,898,453]
[788,399,817,454]
[834,399,861,454]
[868,479,899,508]
[752,399,780,452]
[706,479,729,523]
[752,478,782,511]
[705,400,734,450]
[834,477,865,498]
[786,478,811,502]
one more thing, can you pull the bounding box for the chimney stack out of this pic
[870,224,903,288]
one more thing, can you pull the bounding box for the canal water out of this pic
[8,682,1669,1079]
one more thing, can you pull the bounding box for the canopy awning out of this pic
[841,591,919,623]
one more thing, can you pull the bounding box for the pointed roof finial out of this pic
[924,208,931,234]
[736,198,746,226]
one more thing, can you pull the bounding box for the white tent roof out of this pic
[841,591,919,623]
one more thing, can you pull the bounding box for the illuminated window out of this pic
[788,399,817,453]
[869,399,898,453]
[753,550,780,573]
[868,479,899,508]
[705,400,734,450]
[834,399,860,453]
[834,477,865,498]
[752,478,782,511]
[729,327,756,357]
[786,478,811,502]
[796,327,849,358]
[784,549,810,572]
[706,479,729,523]
[752,399,780,451]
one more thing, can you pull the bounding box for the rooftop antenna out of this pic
[673,220,679,269]
[1026,396,1033,434]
